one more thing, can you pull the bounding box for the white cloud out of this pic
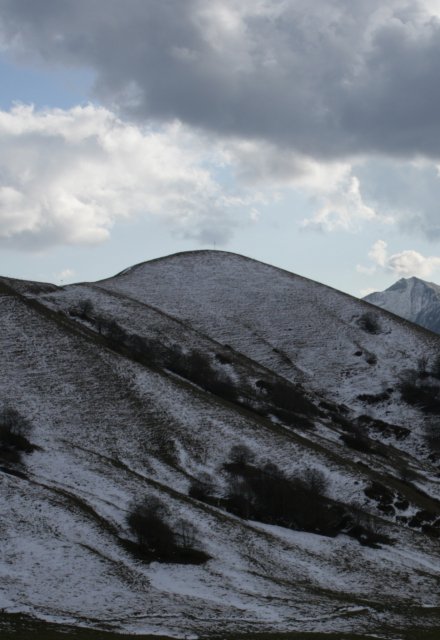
[0,104,260,250]
[216,137,387,233]
[359,239,440,278]
[368,239,387,267]
[0,103,397,252]
[387,249,440,278]
[302,172,378,233]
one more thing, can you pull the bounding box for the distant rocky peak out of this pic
[364,276,440,334]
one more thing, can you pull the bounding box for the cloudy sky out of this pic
[1,0,440,295]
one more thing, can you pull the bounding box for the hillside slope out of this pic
[1,254,440,638]
[95,252,440,456]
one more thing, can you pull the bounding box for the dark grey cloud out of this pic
[2,0,440,161]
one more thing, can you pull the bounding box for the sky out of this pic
[1,1,440,296]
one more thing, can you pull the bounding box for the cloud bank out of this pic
[0,104,261,249]
[0,103,383,250]
[2,1,440,252]
[359,240,440,278]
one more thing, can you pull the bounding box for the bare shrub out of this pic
[175,519,197,550]
[227,444,255,467]
[358,312,381,334]
[347,513,393,548]
[127,496,175,556]
[105,320,128,346]
[223,453,335,535]
[399,375,440,414]
[431,353,440,380]
[77,298,94,319]
[301,468,328,497]
[189,473,215,502]
[418,355,429,377]
[0,406,36,462]
[425,419,440,453]
[341,427,374,454]
[126,496,209,564]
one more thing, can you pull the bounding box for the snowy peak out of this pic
[364,276,440,334]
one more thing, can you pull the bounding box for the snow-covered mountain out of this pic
[364,276,440,335]
[1,251,440,639]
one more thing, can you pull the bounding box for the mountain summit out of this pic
[1,251,440,638]
[364,276,440,334]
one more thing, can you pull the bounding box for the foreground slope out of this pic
[1,255,440,637]
[364,276,440,335]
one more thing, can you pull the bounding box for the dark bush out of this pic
[431,354,440,380]
[77,298,94,319]
[358,312,381,334]
[214,449,392,547]
[262,461,284,478]
[301,468,328,497]
[341,428,375,454]
[408,509,438,530]
[175,519,198,550]
[215,353,232,365]
[165,348,238,401]
[127,496,175,556]
[69,298,94,321]
[189,473,215,502]
[399,376,440,414]
[126,334,157,363]
[268,381,317,418]
[223,450,338,536]
[94,314,107,335]
[0,406,37,463]
[105,320,128,347]
[364,481,396,515]
[365,353,377,366]
[126,495,209,564]
[225,477,254,519]
[355,415,409,441]
[346,515,393,548]
[425,421,440,452]
[227,444,255,468]
[417,355,429,377]
[357,391,390,404]
[255,379,272,393]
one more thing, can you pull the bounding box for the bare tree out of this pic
[127,496,175,555]
[175,519,197,549]
[77,298,94,320]
[228,444,255,467]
